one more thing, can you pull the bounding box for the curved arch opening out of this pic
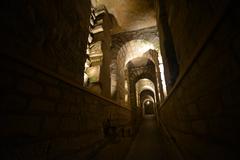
[143,99,154,115]
[135,78,156,108]
[121,40,155,67]
[114,38,167,106]
[140,90,155,116]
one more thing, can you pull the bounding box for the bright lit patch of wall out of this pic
[125,94,128,103]
[135,78,156,107]
[110,74,117,96]
[158,55,167,97]
[124,80,128,103]
[84,7,105,87]
[85,66,100,83]
[143,98,154,106]
[124,80,128,91]
[84,59,90,86]
[84,73,88,86]
[123,40,155,66]
[116,39,159,106]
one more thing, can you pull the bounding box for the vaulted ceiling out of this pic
[91,0,156,33]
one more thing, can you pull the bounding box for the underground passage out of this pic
[1,0,240,159]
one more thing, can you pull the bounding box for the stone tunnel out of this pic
[0,0,240,159]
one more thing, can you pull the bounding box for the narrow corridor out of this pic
[125,115,165,160]
[1,0,240,159]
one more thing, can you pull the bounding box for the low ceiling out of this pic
[91,0,156,33]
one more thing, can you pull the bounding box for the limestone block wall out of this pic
[156,0,240,159]
[99,8,113,98]
[85,6,113,98]
[111,27,159,105]
[1,0,91,85]
[0,55,132,160]
[162,0,230,74]
[0,1,133,159]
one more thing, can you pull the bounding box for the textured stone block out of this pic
[42,117,60,134]
[0,70,16,89]
[207,117,239,147]
[186,103,199,117]
[37,72,59,85]
[30,98,55,112]
[62,92,76,104]
[17,78,43,95]
[197,93,223,117]
[44,86,61,99]
[0,115,42,136]
[58,66,75,80]
[191,120,208,135]
[56,103,70,113]
[60,117,80,131]
[69,105,81,114]
[16,141,49,160]
[1,94,28,111]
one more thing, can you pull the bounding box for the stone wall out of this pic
[156,0,240,159]
[1,0,91,85]
[0,53,133,160]
[0,1,133,159]
[111,27,159,105]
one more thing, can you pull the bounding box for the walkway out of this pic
[125,115,165,160]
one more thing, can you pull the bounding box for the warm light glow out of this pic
[124,80,129,103]
[88,34,93,43]
[85,66,100,83]
[124,40,155,66]
[90,25,104,34]
[135,79,155,94]
[84,60,90,68]
[125,80,128,90]
[116,39,160,107]
[110,74,117,96]
[158,55,167,97]
[125,94,128,102]
[135,79,156,107]
[84,73,88,86]
[146,100,150,105]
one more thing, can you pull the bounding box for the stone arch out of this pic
[135,78,156,108]
[113,39,159,105]
[140,90,155,116]
[110,27,161,103]
[126,58,157,108]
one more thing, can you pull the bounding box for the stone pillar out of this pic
[84,5,112,97]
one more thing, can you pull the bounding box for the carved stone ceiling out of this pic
[91,0,156,33]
